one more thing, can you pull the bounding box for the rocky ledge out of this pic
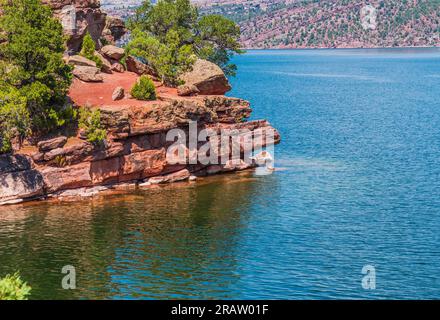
[0,55,280,206]
[0,1,281,206]
[0,93,280,205]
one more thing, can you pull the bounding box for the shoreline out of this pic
[240,45,440,51]
[2,168,262,208]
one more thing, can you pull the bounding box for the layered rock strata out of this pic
[1,95,280,205]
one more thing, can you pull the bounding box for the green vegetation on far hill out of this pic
[199,0,440,49]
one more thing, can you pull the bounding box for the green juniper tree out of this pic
[131,75,157,101]
[80,32,103,69]
[126,0,243,86]
[0,0,72,152]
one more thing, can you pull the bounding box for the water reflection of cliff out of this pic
[0,172,275,299]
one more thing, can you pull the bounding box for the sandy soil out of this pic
[68,71,179,108]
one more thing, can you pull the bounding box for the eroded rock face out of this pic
[0,154,32,175]
[0,155,44,205]
[41,162,93,193]
[2,93,280,205]
[102,16,127,45]
[44,0,107,53]
[180,59,232,95]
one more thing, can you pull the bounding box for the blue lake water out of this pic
[1,48,440,299]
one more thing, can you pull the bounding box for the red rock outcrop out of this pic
[101,16,127,45]
[0,29,279,206]
[1,91,280,205]
[44,0,126,53]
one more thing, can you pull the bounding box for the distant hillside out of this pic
[197,0,440,49]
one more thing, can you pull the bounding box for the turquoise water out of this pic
[1,48,440,299]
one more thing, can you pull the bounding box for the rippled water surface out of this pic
[1,48,440,299]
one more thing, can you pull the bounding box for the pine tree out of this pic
[80,32,102,69]
[0,0,72,134]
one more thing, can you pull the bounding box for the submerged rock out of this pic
[148,169,191,185]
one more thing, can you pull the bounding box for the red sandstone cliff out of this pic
[43,0,125,52]
[0,2,280,206]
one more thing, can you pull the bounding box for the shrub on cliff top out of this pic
[80,32,103,69]
[0,0,73,136]
[131,76,157,101]
[126,0,243,85]
[0,272,32,300]
[78,108,107,145]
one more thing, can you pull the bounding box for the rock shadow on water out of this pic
[0,171,279,299]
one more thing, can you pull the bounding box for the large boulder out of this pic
[37,136,68,152]
[112,87,125,101]
[68,55,97,67]
[101,45,125,60]
[95,51,112,73]
[126,56,155,76]
[45,0,107,53]
[110,62,125,73]
[179,59,232,95]
[73,66,103,82]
